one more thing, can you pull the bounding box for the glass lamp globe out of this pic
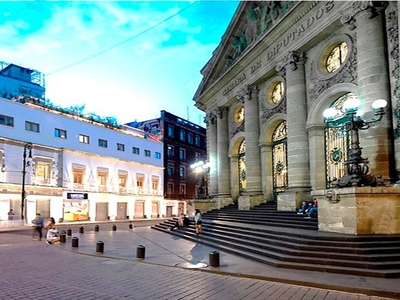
[323,107,337,119]
[371,99,387,109]
[343,96,361,111]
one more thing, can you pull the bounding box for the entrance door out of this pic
[116,202,127,220]
[134,202,144,219]
[96,203,108,221]
[166,206,173,217]
[151,202,159,218]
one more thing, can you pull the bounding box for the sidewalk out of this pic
[49,226,400,299]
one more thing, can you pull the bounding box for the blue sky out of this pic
[0,1,239,126]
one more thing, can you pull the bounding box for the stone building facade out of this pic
[193,1,400,234]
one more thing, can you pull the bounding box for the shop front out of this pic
[63,192,89,222]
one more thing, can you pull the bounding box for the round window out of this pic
[270,81,285,105]
[234,106,245,124]
[326,42,348,73]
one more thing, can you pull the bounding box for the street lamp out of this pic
[21,142,33,222]
[323,96,387,188]
[190,160,210,199]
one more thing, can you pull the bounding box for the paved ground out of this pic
[1,222,399,300]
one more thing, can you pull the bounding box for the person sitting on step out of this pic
[297,201,310,215]
[170,214,185,230]
[304,199,318,219]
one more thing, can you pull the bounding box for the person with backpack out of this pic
[194,209,203,235]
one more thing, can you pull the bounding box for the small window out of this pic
[168,125,174,137]
[144,150,151,157]
[36,161,51,185]
[0,114,14,127]
[136,174,144,187]
[155,152,161,159]
[25,121,40,133]
[179,166,185,178]
[55,128,67,139]
[98,139,108,148]
[180,129,185,141]
[179,148,186,160]
[271,82,285,104]
[117,143,125,151]
[195,135,200,146]
[132,147,140,155]
[188,132,193,144]
[326,42,348,73]
[79,134,90,144]
[167,145,174,158]
[168,164,174,176]
[234,106,245,124]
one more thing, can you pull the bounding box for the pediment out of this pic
[194,1,296,105]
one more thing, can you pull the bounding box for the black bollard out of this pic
[79,226,84,234]
[136,244,145,259]
[129,223,133,229]
[60,233,66,243]
[71,237,79,248]
[209,250,220,267]
[67,228,72,236]
[96,241,104,253]
[95,225,99,232]
[112,224,117,231]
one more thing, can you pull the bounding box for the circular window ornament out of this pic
[269,81,285,105]
[326,42,348,73]
[234,106,245,124]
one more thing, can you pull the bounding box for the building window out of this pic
[118,173,127,188]
[97,170,108,192]
[136,174,144,190]
[180,129,185,141]
[195,135,200,146]
[132,147,140,155]
[167,145,174,158]
[168,164,174,176]
[117,143,125,151]
[234,106,245,124]
[36,161,51,185]
[179,166,185,178]
[188,132,193,144]
[55,128,67,139]
[72,166,85,190]
[25,121,40,133]
[180,184,186,197]
[0,114,14,127]
[152,176,159,190]
[179,148,186,160]
[145,150,151,157]
[79,134,90,144]
[155,152,161,159]
[271,81,285,104]
[98,139,108,148]
[168,125,174,137]
[326,42,348,73]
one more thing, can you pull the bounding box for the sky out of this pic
[0,1,239,126]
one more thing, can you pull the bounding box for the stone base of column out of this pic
[194,197,233,213]
[313,187,400,235]
[277,189,311,211]
[238,194,264,210]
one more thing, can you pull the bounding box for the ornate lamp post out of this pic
[190,160,210,199]
[21,142,33,222]
[323,96,387,188]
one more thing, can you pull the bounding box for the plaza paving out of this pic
[0,223,399,299]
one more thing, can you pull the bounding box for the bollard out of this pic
[79,226,84,234]
[96,241,104,253]
[209,250,220,267]
[67,228,72,236]
[136,244,145,259]
[112,224,117,231]
[71,237,79,248]
[129,223,133,229]
[95,225,99,232]
[60,233,66,243]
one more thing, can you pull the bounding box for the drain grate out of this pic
[175,262,208,269]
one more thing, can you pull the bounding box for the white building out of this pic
[0,96,176,224]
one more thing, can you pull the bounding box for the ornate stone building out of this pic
[193,1,400,234]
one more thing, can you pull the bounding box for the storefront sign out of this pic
[67,192,88,200]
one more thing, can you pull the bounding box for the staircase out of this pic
[151,202,400,278]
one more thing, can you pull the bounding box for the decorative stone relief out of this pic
[387,7,400,139]
[341,1,388,30]
[308,34,357,102]
[216,106,229,119]
[276,51,306,72]
[230,121,245,139]
[260,97,287,125]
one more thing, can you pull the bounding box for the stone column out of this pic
[342,1,394,182]
[216,106,231,197]
[205,112,218,197]
[238,86,263,196]
[276,51,311,210]
[229,154,240,201]
[306,124,326,190]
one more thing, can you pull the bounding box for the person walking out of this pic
[31,213,44,241]
[194,209,203,235]
[7,209,15,227]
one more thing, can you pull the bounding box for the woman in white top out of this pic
[45,218,60,245]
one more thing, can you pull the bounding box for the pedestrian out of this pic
[194,209,203,234]
[304,199,318,219]
[7,209,15,227]
[45,219,60,245]
[31,213,44,241]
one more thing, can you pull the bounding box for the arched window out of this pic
[238,140,246,194]
[272,121,287,193]
[326,42,348,73]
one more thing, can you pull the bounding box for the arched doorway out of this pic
[238,139,246,195]
[272,121,288,194]
[324,92,355,187]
